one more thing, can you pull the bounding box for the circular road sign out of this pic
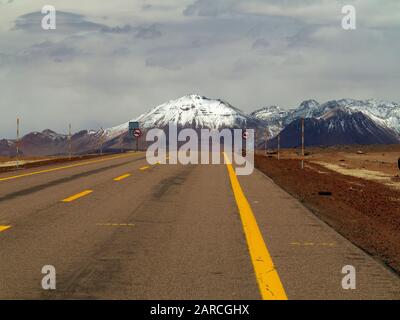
[133,128,142,138]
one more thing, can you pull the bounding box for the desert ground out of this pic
[255,144,400,274]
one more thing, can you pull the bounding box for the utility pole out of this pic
[278,133,281,160]
[264,129,268,155]
[68,123,72,160]
[254,130,258,152]
[100,127,104,156]
[16,117,20,169]
[301,118,305,169]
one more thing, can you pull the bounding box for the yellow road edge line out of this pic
[97,223,133,226]
[223,152,287,300]
[0,152,143,183]
[114,173,131,181]
[62,190,93,202]
[0,225,11,233]
[139,166,150,171]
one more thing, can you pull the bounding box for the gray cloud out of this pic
[100,24,133,34]
[183,0,239,17]
[13,11,105,33]
[135,24,162,39]
[0,1,399,138]
[252,38,270,50]
[25,41,79,62]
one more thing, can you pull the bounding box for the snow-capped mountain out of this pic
[252,99,400,137]
[0,139,16,157]
[119,94,264,131]
[1,95,399,157]
[268,106,400,148]
[1,95,265,156]
[341,99,400,134]
[251,106,288,137]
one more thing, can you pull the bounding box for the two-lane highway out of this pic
[0,152,399,299]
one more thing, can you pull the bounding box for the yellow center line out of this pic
[223,152,287,300]
[0,152,143,183]
[0,225,11,233]
[62,190,93,202]
[114,173,131,181]
[139,166,150,171]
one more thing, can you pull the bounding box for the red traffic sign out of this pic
[242,130,250,140]
[132,128,142,138]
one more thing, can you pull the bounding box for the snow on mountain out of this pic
[2,95,399,157]
[268,106,400,148]
[251,106,288,137]
[286,99,321,122]
[103,94,265,142]
[343,99,400,133]
[133,94,264,130]
[251,99,400,137]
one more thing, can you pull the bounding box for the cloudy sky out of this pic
[0,0,399,138]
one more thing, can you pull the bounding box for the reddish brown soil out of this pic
[255,154,400,274]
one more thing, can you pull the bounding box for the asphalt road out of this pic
[0,152,399,300]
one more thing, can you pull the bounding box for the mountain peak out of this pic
[318,106,355,120]
[132,94,264,130]
[299,99,319,109]
[182,94,207,100]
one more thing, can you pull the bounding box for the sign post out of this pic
[129,122,141,152]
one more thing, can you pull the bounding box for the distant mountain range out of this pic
[252,99,400,148]
[1,95,399,156]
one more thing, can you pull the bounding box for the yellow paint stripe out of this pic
[139,166,150,171]
[0,152,143,183]
[96,223,135,227]
[291,242,336,247]
[223,152,287,300]
[0,225,11,233]
[62,190,93,202]
[114,173,131,181]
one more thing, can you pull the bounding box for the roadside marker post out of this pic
[16,117,20,169]
[68,123,72,160]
